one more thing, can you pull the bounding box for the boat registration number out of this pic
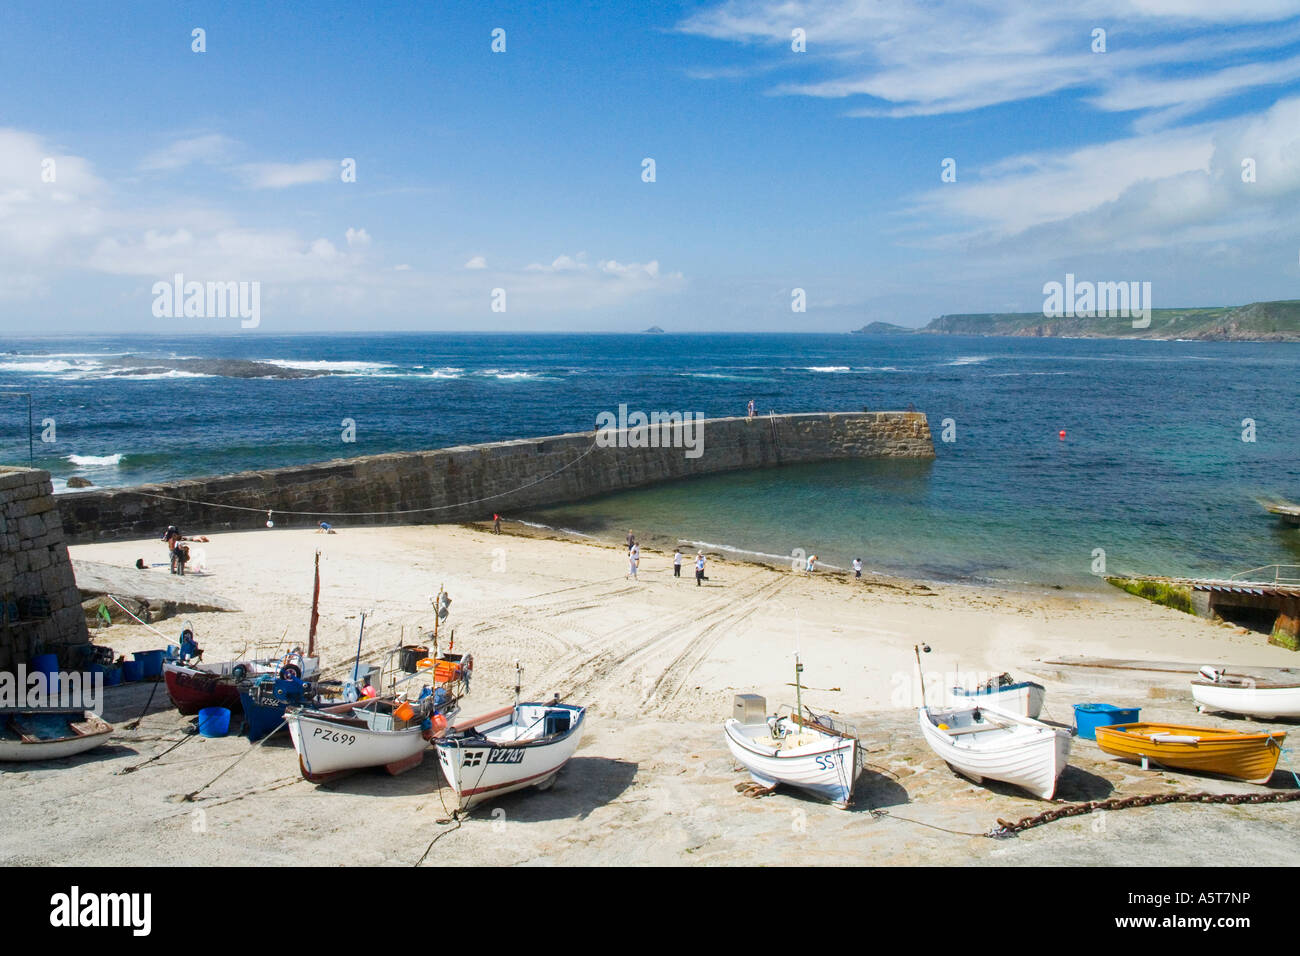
[311,728,357,745]
[814,753,842,770]
[488,749,525,765]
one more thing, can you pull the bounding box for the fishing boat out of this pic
[164,650,318,716]
[915,645,1069,799]
[1191,666,1300,719]
[287,695,442,782]
[951,673,1045,718]
[723,650,861,808]
[724,709,861,808]
[1094,722,1286,784]
[0,709,113,761]
[919,705,1071,799]
[435,665,586,810]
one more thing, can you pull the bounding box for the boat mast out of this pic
[914,643,931,710]
[351,611,368,684]
[307,550,321,659]
[513,661,522,714]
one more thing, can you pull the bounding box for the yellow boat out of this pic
[1094,722,1285,784]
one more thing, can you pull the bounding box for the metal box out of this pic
[733,693,767,725]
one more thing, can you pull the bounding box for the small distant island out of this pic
[851,299,1300,341]
[643,326,666,334]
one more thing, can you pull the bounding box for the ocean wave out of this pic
[802,366,851,373]
[0,359,99,374]
[945,355,991,366]
[478,369,550,381]
[259,359,392,374]
[66,453,124,466]
[103,369,215,380]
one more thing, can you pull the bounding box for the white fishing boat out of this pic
[287,696,431,782]
[950,673,1045,718]
[0,708,113,761]
[724,708,861,808]
[435,664,586,809]
[914,643,1069,800]
[1192,666,1300,719]
[918,705,1071,799]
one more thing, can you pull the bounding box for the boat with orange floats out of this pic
[1094,722,1286,784]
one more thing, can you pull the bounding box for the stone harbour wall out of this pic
[56,411,935,544]
[0,467,91,670]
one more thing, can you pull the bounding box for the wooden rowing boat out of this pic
[919,704,1071,799]
[1191,667,1300,719]
[0,709,113,761]
[1094,722,1286,784]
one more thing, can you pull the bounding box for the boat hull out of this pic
[950,681,1045,719]
[287,705,428,782]
[919,707,1071,800]
[0,710,113,761]
[1192,681,1300,719]
[435,704,586,810]
[723,717,861,808]
[1094,722,1285,784]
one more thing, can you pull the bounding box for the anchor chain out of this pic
[987,789,1300,838]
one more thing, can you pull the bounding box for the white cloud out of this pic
[345,227,371,247]
[139,134,236,171]
[235,160,337,189]
[681,1,1300,122]
[463,255,487,269]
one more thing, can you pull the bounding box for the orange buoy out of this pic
[1058,430,1066,440]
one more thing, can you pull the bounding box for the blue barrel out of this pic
[121,659,143,682]
[134,650,165,679]
[198,707,231,738]
[102,666,123,687]
[1074,703,1141,740]
[31,653,59,678]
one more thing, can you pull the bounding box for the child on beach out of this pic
[673,549,682,578]
[317,521,336,534]
[695,552,706,585]
[853,557,862,578]
[628,543,640,580]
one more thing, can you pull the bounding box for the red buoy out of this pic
[1059,430,1066,440]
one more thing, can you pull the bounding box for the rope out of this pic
[182,714,290,801]
[106,595,170,639]
[870,808,988,838]
[115,730,194,774]
[129,439,601,519]
[103,596,169,728]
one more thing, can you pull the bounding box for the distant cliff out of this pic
[851,300,1300,341]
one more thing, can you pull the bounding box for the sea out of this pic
[2,333,1297,590]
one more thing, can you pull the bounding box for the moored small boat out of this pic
[950,673,1045,719]
[1094,722,1286,784]
[918,705,1071,800]
[287,696,436,782]
[1191,667,1300,720]
[724,709,861,808]
[0,709,113,761]
[164,652,318,716]
[434,700,586,810]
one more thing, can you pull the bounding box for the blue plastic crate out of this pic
[1074,702,1140,740]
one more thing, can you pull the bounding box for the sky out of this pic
[3,0,1300,333]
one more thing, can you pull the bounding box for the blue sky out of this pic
[4,0,1300,332]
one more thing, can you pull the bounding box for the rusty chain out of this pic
[987,788,1300,838]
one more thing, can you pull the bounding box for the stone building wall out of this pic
[0,467,90,670]
[57,411,935,543]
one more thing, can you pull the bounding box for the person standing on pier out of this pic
[747,399,755,418]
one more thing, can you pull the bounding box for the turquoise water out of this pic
[1,332,1297,587]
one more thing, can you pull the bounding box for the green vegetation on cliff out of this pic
[853,299,1300,341]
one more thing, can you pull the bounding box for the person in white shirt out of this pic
[852,557,862,579]
[628,543,639,580]
[673,549,682,578]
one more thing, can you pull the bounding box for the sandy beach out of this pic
[4,522,1297,867]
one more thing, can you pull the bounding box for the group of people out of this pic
[626,531,708,586]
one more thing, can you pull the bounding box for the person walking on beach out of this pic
[747,399,755,418]
[695,551,706,586]
[805,554,817,574]
[628,542,640,580]
[673,549,682,578]
[852,557,862,579]
[493,513,501,534]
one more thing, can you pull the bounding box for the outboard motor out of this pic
[280,648,305,681]
[1199,665,1224,683]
